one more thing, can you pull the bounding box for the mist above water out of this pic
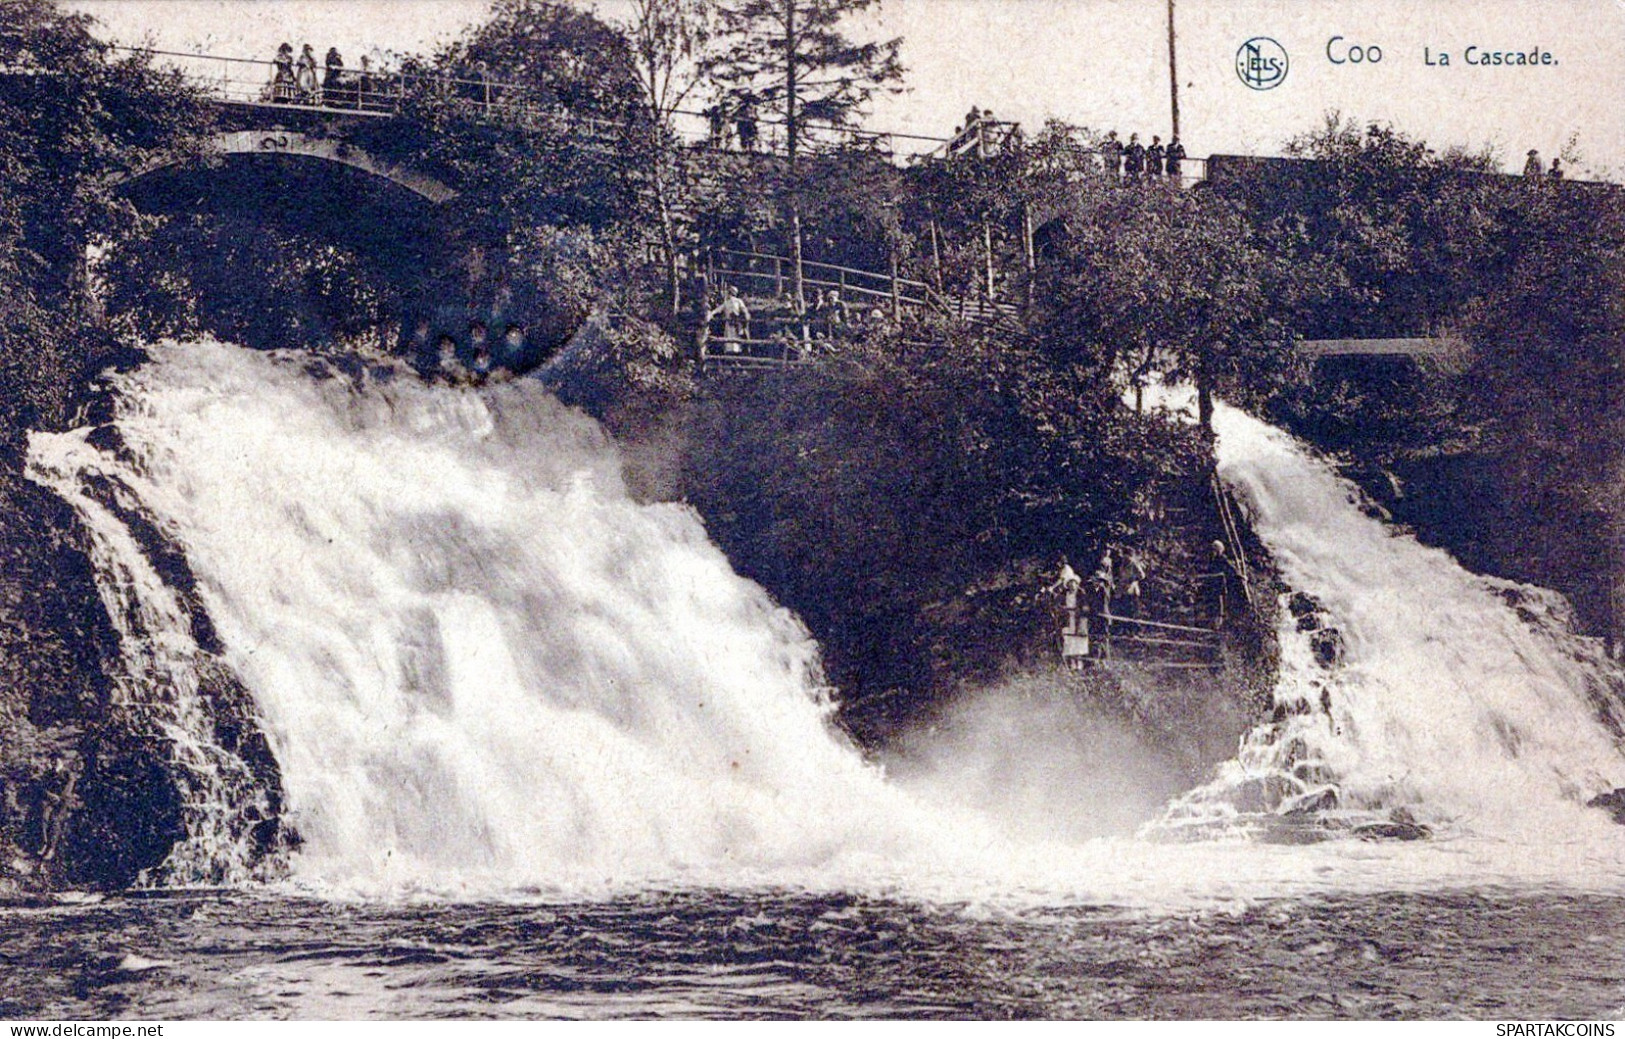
[884,672,1220,843]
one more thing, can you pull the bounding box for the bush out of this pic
[677,322,1216,720]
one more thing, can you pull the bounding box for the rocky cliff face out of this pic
[0,467,286,892]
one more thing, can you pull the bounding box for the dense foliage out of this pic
[674,319,1220,719]
[0,0,208,440]
[1247,118,1625,640]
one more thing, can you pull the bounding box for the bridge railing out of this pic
[922,127,1211,188]
[116,47,1224,182]
[706,246,1032,339]
[1090,611,1224,670]
[666,111,941,159]
[709,248,931,309]
[113,46,613,133]
[117,47,950,161]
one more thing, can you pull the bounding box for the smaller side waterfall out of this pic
[1151,403,1625,841]
[27,432,286,884]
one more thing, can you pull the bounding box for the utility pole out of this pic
[1166,0,1180,140]
[785,0,806,313]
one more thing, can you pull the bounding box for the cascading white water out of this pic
[24,342,1625,901]
[28,340,958,893]
[27,431,276,885]
[1154,400,1625,839]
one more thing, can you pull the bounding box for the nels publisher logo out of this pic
[1236,37,1289,90]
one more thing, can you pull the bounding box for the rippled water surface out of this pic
[3,889,1625,1019]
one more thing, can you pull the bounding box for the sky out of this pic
[68,0,1625,178]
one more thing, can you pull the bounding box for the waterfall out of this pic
[27,432,280,885]
[28,340,946,892]
[25,341,1625,896]
[1152,401,1625,840]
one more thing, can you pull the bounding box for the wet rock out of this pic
[1231,775,1297,814]
[1284,787,1339,816]
[1288,592,1322,631]
[61,729,187,889]
[1258,815,1333,845]
[1285,592,1344,668]
[1310,628,1344,668]
[1586,788,1625,824]
[1353,819,1432,841]
[0,468,288,891]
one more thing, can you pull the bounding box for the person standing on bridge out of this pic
[1146,136,1166,181]
[1523,148,1544,178]
[1165,136,1186,181]
[1048,556,1085,665]
[357,55,378,111]
[1550,157,1565,180]
[270,43,296,103]
[1101,131,1124,182]
[1124,133,1146,181]
[1119,550,1147,617]
[323,48,346,107]
[736,97,759,153]
[709,285,751,353]
[825,290,850,336]
[705,102,729,149]
[956,106,983,156]
[807,289,828,340]
[1092,549,1116,617]
[295,44,318,104]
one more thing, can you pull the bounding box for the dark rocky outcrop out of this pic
[0,472,139,890]
[1587,787,1625,825]
[0,466,287,892]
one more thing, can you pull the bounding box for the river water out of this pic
[16,341,1625,1018]
[6,888,1625,1019]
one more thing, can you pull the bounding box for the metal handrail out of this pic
[110,45,949,160]
[711,268,929,308]
[1094,611,1219,637]
[111,46,1229,179]
[713,247,931,293]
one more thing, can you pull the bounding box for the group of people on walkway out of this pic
[1523,148,1565,180]
[948,106,1010,157]
[702,283,890,359]
[1049,550,1148,670]
[1048,537,1245,668]
[266,42,385,110]
[703,97,761,153]
[706,285,753,353]
[1099,131,1187,182]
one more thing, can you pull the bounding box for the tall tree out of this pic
[617,0,716,323]
[1035,185,1303,431]
[398,0,645,234]
[705,0,904,304]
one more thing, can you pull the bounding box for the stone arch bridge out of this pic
[125,129,457,204]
